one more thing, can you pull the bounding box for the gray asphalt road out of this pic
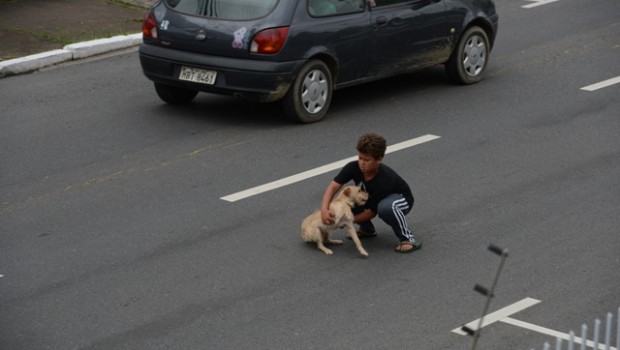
[1,0,619,349]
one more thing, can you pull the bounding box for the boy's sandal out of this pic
[395,241,422,254]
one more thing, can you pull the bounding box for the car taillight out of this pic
[250,27,289,54]
[142,11,158,40]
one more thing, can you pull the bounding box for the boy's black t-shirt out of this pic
[333,161,414,213]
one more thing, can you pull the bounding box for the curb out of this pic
[0,33,143,78]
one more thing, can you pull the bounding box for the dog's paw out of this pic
[359,249,369,258]
[319,247,334,255]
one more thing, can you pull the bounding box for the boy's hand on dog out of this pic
[321,208,334,225]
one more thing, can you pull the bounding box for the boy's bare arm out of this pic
[320,180,342,224]
[354,208,376,223]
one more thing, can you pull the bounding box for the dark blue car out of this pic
[139,0,498,123]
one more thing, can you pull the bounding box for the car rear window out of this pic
[165,0,278,20]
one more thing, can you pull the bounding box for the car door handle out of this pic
[376,16,387,25]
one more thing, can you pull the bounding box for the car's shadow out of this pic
[149,66,450,127]
[151,94,287,128]
[331,66,450,109]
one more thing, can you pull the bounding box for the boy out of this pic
[320,133,421,253]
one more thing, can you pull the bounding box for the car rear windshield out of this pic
[165,0,278,20]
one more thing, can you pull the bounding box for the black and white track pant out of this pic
[357,194,416,243]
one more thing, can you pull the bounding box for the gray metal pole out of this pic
[594,318,601,350]
[468,244,508,350]
[604,312,612,350]
[581,324,588,350]
[616,307,619,350]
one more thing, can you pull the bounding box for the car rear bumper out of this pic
[139,44,303,102]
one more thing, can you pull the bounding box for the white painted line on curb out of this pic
[0,50,72,77]
[452,297,541,335]
[522,0,561,9]
[500,317,618,350]
[65,35,139,59]
[0,33,142,78]
[220,134,441,202]
[580,76,620,91]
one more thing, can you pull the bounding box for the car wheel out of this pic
[283,60,333,123]
[446,26,490,85]
[154,83,198,104]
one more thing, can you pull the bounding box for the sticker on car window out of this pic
[232,27,248,49]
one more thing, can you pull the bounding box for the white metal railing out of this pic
[531,308,620,350]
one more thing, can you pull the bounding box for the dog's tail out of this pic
[300,213,319,242]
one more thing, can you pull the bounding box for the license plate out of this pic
[178,66,217,85]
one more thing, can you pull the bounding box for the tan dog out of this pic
[301,186,369,257]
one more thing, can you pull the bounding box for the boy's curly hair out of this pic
[356,133,386,160]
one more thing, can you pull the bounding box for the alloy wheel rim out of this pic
[301,69,328,114]
[462,35,487,77]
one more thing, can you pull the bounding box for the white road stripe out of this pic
[581,76,620,91]
[522,0,561,9]
[220,134,441,202]
[500,317,618,350]
[452,297,541,335]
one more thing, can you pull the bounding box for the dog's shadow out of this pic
[301,230,387,259]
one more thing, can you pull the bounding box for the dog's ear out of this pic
[343,187,351,196]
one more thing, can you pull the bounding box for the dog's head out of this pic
[341,186,369,207]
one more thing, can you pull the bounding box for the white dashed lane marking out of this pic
[221,134,441,202]
[581,76,620,92]
[522,0,562,9]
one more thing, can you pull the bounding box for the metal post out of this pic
[568,330,575,350]
[594,318,601,350]
[581,324,588,350]
[605,312,612,350]
[556,337,562,350]
[616,307,620,350]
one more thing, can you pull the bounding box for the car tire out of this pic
[283,60,333,124]
[446,26,490,85]
[154,83,198,104]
